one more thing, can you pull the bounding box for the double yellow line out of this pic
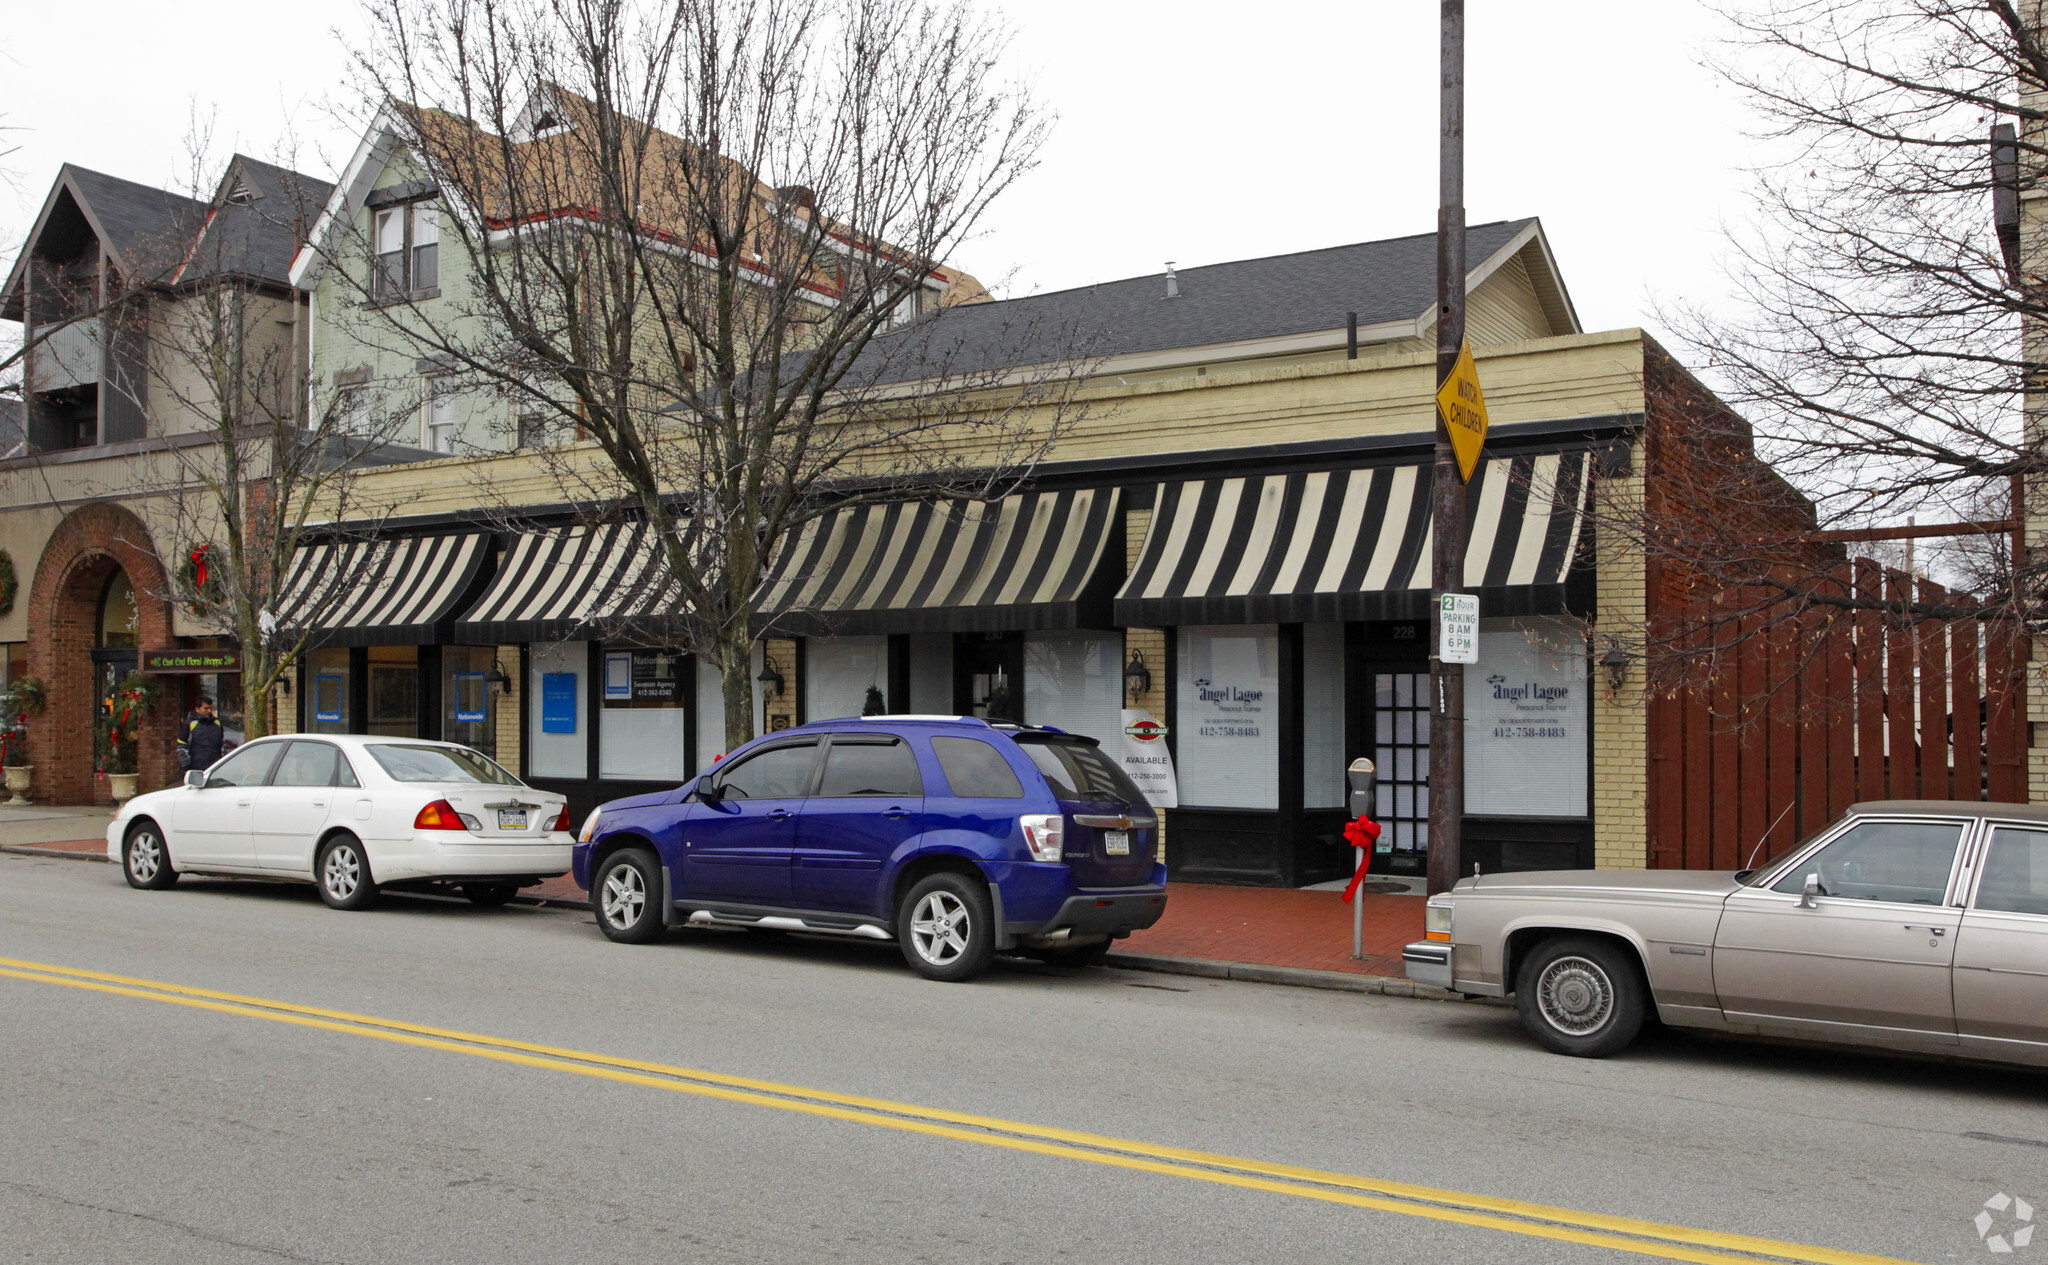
[0,955,1917,1265]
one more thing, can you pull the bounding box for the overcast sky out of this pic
[1,1,1755,338]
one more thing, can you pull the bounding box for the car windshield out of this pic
[1014,735,1146,806]
[366,743,522,785]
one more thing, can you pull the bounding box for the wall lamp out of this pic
[1599,643,1633,694]
[1123,651,1152,701]
[486,663,515,697]
[757,656,786,699]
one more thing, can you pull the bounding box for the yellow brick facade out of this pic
[1589,473,1649,868]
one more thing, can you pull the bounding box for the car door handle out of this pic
[883,808,910,818]
[767,809,792,820]
[1904,925,1947,935]
[236,799,252,808]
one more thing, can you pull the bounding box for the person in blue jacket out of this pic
[177,696,226,772]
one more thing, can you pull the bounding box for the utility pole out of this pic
[1427,0,1467,897]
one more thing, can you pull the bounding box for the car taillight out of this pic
[550,804,574,832]
[416,799,472,831]
[1020,814,1063,862]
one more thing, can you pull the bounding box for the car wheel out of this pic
[315,835,379,911]
[462,881,520,907]
[897,872,995,982]
[122,821,177,891]
[1514,935,1647,1058]
[592,849,664,944]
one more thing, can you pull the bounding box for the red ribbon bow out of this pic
[1340,817,1382,904]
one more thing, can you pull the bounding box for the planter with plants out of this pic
[96,671,159,805]
[2,676,46,806]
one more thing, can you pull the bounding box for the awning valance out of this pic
[277,533,492,648]
[1114,451,1591,626]
[753,488,1123,636]
[453,523,680,645]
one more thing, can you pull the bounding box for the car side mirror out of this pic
[1797,874,1821,909]
[184,770,207,789]
[697,780,722,804]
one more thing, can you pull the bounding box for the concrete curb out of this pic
[1105,949,1505,1004]
[1,844,108,863]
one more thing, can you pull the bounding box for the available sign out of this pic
[1119,708,1178,809]
[1439,593,1478,664]
[142,649,241,674]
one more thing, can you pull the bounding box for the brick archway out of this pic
[25,503,178,805]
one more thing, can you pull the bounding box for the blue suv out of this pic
[572,716,1169,981]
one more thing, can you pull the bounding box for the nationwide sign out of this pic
[141,649,241,674]
[1436,338,1489,483]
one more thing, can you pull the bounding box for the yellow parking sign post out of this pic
[1435,339,1488,483]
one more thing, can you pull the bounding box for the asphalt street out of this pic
[2,849,2042,1264]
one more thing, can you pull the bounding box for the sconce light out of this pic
[757,656,786,699]
[486,663,515,697]
[277,674,291,696]
[1599,643,1633,694]
[1123,651,1152,701]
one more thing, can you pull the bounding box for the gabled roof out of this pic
[2,157,332,321]
[850,218,1579,386]
[178,155,335,289]
[1,165,206,319]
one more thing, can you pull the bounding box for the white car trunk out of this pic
[433,786,565,839]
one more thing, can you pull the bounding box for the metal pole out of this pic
[1352,845,1365,958]
[1428,0,1467,898]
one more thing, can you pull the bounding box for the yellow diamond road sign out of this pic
[1436,339,1488,483]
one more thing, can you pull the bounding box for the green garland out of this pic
[0,550,16,617]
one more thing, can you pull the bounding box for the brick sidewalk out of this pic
[19,842,1425,981]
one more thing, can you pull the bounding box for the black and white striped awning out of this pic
[1114,451,1591,626]
[276,533,493,648]
[754,488,1123,635]
[453,523,683,644]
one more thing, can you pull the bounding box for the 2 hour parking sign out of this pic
[1440,592,1479,664]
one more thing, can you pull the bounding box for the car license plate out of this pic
[497,809,528,829]
[1104,830,1130,856]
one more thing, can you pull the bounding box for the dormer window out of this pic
[372,202,439,297]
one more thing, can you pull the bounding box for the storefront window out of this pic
[1024,630,1121,746]
[1465,618,1588,817]
[600,645,687,781]
[909,633,951,713]
[1304,623,1345,808]
[442,645,497,758]
[1176,625,1279,810]
[806,635,887,719]
[307,647,351,734]
[367,646,419,738]
[96,572,138,648]
[0,643,25,687]
[529,641,587,778]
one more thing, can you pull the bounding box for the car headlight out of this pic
[578,809,604,843]
[1425,897,1454,942]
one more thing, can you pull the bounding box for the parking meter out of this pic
[1347,757,1377,819]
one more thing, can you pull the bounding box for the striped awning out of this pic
[754,488,1123,635]
[1114,451,1591,626]
[453,523,682,645]
[276,533,492,648]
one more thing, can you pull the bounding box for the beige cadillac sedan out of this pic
[1404,801,2048,1062]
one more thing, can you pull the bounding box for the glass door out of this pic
[1372,670,1431,872]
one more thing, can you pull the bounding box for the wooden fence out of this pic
[1647,558,2027,870]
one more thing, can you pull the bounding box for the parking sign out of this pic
[1440,592,1478,663]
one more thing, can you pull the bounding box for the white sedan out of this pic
[107,734,574,910]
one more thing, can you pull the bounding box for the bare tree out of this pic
[1657,1,2048,608]
[318,0,1090,747]
[96,139,420,741]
